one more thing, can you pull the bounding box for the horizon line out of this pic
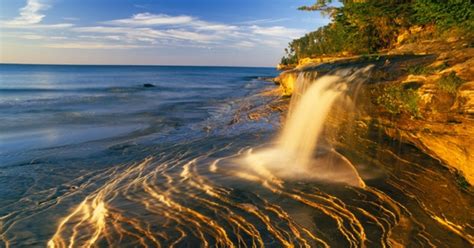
[0,62,277,69]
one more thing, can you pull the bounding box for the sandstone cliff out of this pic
[274,37,474,185]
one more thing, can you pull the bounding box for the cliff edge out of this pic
[274,36,474,185]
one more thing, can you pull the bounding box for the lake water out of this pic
[0,64,472,247]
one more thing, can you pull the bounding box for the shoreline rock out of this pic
[273,41,474,185]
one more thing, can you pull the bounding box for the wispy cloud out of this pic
[238,18,291,25]
[2,31,68,40]
[73,25,222,44]
[16,33,43,40]
[3,23,74,29]
[192,21,239,32]
[67,13,305,48]
[165,29,220,43]
[1,0,73,29]
[5,0,47,25]
[250,25,304,39]
[3,8,307,51]
[44,42,146,49]
[233,41,256,48]
[17,33,67,40]
[105,13,194,26]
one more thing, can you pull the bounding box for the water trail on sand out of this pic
[4,65,471,247]
[242,69,372,187]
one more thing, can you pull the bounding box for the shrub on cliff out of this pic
[437,72,465,94]
[375,84,421,118]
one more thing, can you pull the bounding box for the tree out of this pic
[298,0,339,16]
[279,0,474,66]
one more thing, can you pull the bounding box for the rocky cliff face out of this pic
[274,40,474,185]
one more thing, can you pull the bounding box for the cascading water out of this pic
[242,70,365,187]
[279,74,346,168]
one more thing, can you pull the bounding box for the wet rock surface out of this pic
[275,42,474,186]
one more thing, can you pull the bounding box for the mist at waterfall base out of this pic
[241,73,365,188]
[1,64,472,247]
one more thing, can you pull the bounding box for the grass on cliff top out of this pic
[406,64,434,75]
[437,72,465,94]
[405,62,449,75]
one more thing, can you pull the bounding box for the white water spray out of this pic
[279,74,347,168]
[242,72,365,187]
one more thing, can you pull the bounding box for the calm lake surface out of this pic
[0,64,472,247]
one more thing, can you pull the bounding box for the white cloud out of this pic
[165,29,220,43]
[103,13,239,34]
[2,23,74,29]
[5,0,47,25]
[79,35,122,41]
[73,26,166,43]
[69,13,304,47]
[258,39,283,48]
[238,18,290,25]
[192,21,238,32]
[233,41,255,48]
[1,32,68,41]
[18,34,43,40]
[250,25,305,39]
[106,13,194,26]
[75,26,160,37]
[1,0,73,29]
[44,42,146,49]
[73,25,221,44]
[4,10,307,52]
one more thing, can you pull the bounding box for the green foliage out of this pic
[412,0,474,31]
[280,55,297,66]
[280,0,474,65]
[406,64,433,75]
[298,0,337,15]
[437,72,465,94]
[406,64,435,75]
[376,84,421,117]
[405,62,449,75]
[285,20,366,61]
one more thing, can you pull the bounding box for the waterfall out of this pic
[241,69,369,187]
[279,74,347,168]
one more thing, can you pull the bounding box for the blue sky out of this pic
[0,0,329,66]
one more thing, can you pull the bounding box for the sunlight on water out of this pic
[43,68,392,247]
[1,66,472,247]
[42,150,405,247]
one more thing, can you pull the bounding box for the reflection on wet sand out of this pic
[30,141,468,247]
[1,67,472,247]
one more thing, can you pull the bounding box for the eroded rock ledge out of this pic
[274,40,474,185]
